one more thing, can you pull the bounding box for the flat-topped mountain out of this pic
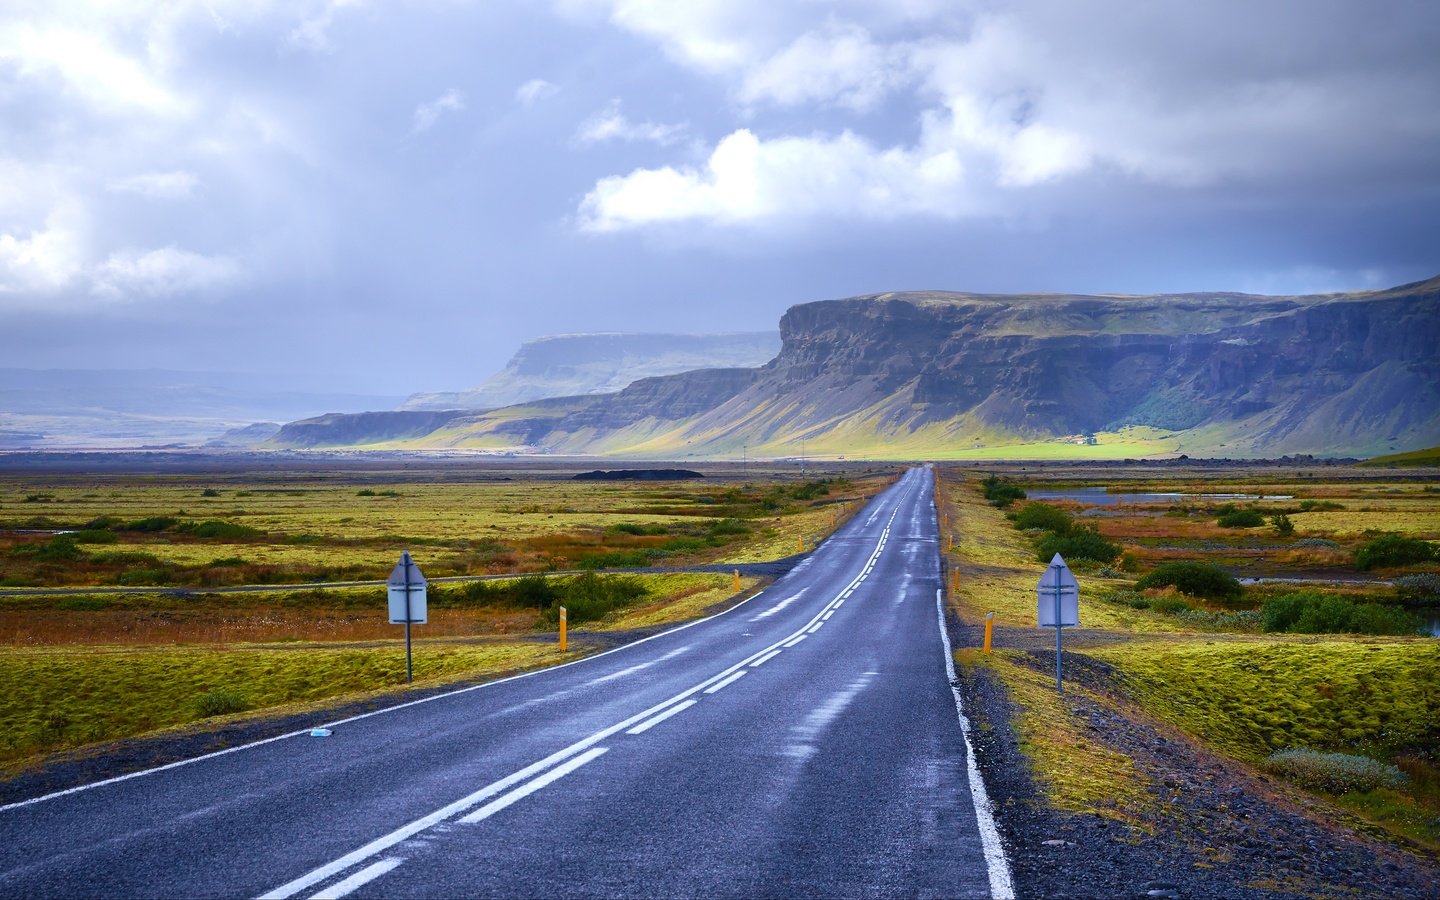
[271,277,1440,458]
[400,331,781,410]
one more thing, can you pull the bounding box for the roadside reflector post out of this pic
[387,551,428,684]
[796,534,803,554]
[952,569,960,593]
[559,606,567,653]
[733,569,741,593]
[1036,553,1080,692]
[983,612,994,654]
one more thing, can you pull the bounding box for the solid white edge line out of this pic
[308,857,406,900]
[703,671,747,694]
[458,747,608,823]
[935,587,1015,900]
[0,554,781,815]
[748,649,782,668]
[624,699,697,735]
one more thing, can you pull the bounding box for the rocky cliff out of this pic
[271,277,1440,458]
[401,331,780,410]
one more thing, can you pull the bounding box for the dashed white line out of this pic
[459,747,608,823]
[749,649,783,668]
[704,671,747,694]
[308,857,405,900]
[782,634,808,648]
[625,700,698,735]
[807,622,824,634]
[822,610,835,620]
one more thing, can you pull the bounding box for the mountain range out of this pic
[269,276,1440,459]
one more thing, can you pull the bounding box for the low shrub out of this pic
[1393,573,1440,603]
[1217,508,1265,528]
[192,688,251,718]
[200,488,221,497]
[1355,535,1436,570]
[980,475,1026,508]
[1298,500,1346,512]
[1135,561,1242,602]
[183,520,263,540]
[1148,593,1193,615]
[1011,503,1073,534]
[543,573,651,625]
[1261,591,1419,635]
[1261,749,1406,794]
[123,516,178,532]
[1034,526,1119,564]
[71,529,118,544]
[608,522,668,536]
[10,536,84,561]
[1270,514,1295,536]
[90,551,162,567]
[513,575,560,610]
[1293,537,1341,549]
[577,550,651,569]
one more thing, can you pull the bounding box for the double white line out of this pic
[261,503,906,900]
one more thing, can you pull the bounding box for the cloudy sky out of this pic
[3,1,1438,394]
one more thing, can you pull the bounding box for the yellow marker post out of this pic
[733,569,741,593]
[796,535,803,554]
[952,569,960,593]
[559,606,567,653]
[949,534,955,549]
[984,612,994,654]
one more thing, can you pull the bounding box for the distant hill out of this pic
[1359,446,1440,467]
[0,369,402,449]
[270,277,1440,459]
[401,331,782,410]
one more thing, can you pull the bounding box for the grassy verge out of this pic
[955,647,1151,824]
[0,640,560,769]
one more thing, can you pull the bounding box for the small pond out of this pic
[1025,487,1293,506]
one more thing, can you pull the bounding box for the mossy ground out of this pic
[936,464,1440,852]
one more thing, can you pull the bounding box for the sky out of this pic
[2,0,1438,395]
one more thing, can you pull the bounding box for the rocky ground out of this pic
[950,619,1440,899]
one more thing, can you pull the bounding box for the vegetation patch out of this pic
[1354,535,1436,571]
[1260,591,1420,636]
[1134,561,1243,603]
[1260,749,1407,794]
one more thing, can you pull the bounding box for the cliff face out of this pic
[401,331,780,410]
[272,277,1440,458]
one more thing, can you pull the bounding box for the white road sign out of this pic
[387,550,428,624]
[1036,553,1079,627]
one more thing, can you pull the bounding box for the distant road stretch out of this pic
[0,466,1013,899]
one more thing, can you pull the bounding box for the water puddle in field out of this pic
[1025,487,1293,506]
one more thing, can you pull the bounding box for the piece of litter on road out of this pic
[1040,839,1074,847]
[310,728,333,737]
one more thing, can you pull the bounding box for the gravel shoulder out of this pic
[946,616,1440,899]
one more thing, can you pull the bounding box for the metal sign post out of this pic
[387,551,428,683]
[1036,553,1079,692]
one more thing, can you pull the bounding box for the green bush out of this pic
[1261,591,1419,635]
[980,475,1026,508]
[1298,500,1346,512]
[10,536,84,561]
[577,550,651,569]
[1148,594,1193,615]
[1261,749,1406,794]
[1135,561,1242,602]
[192,687,251,718]
[513,575,560,610]
[90,551,163,567]
[200,488,221,497]
[1012,503,1073,534]
[72,529,118,544]
[608,522,668,536]
[1270,514,1295,536]
[184,520,263,540]
[1354,535,1436,570]
[1217,508,1265,528]
[543,573,650,625]
[1035,527,1119,564]
[123,516,178,532]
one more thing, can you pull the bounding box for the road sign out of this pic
[1036,553,1078,627]
[387,551,427,685]
[1036,553,1079,692]
[388,551,428,624]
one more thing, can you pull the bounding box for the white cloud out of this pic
[0,215,86,295]
[0,22,190,117]
[738,24,909,110]
[578,128,966,231]
[109,171,200,199]
[91,247,242,300]
[576,100,686,146]
[287,0,363,53]
[412,88,465,133]
[516,78,559,107]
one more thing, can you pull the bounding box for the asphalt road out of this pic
[0,465,1011,899]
